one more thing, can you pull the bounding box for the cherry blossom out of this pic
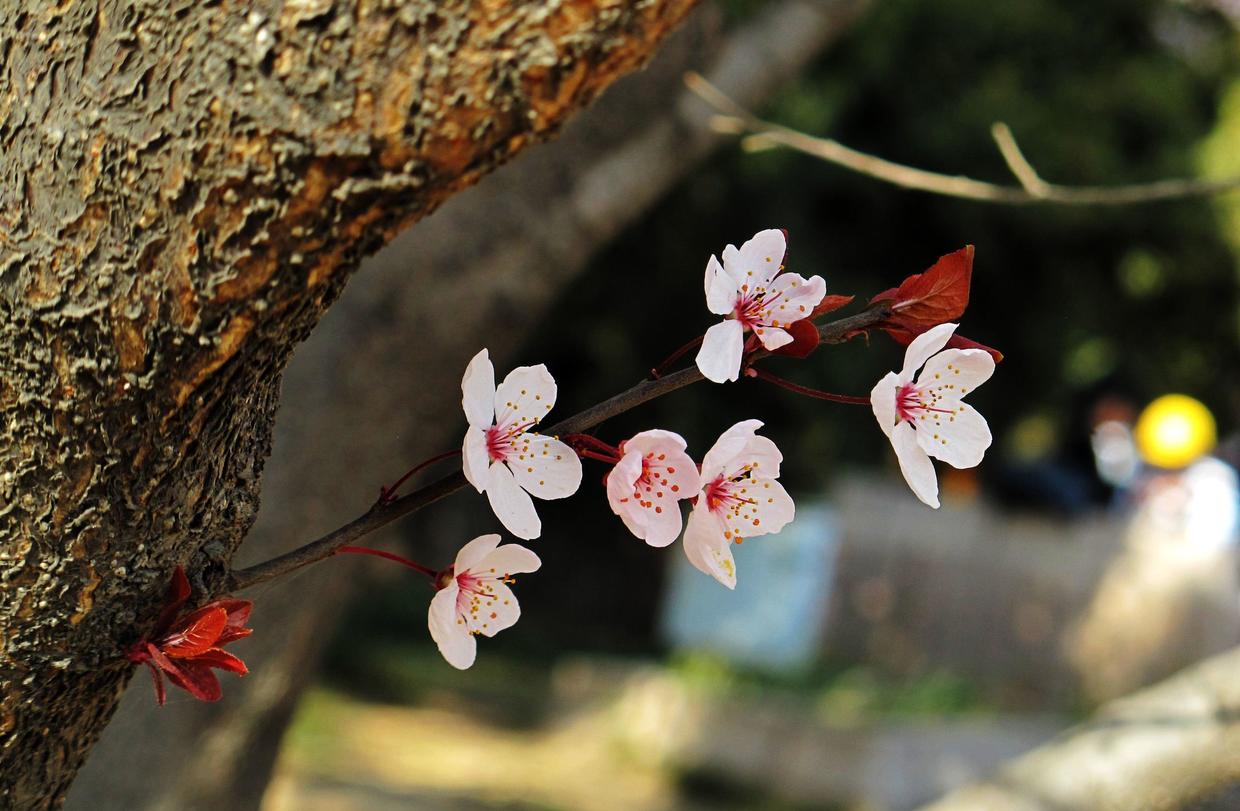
[605,430,701,547]
[428,535,541,670]
[870,322,994,508]
[683,420,795,588]
[695,229,827,383]
[461,348,582,539]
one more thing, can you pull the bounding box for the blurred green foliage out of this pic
[670,651,988,721]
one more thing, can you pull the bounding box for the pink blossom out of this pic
[695,229,827,383]
[870,322,994,508]
[428,535,541,670]
[461,349,582,539]
[605,430,701,547]
[683,420,795,588]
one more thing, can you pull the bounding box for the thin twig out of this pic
[225,304,892,593]
[749,368,870,405]
[686,72,1240,206]
[990,122,1051,198]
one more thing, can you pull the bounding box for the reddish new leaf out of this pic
[772,319,820,359]
[164,660,223,702]
[870,245,973,330]
[214,598,254,643]
[160,606,228,658]
[125,569,253,706]
[142,661,168,707]
[809,294,854,320]
[193,648,249,676]
[882,325,1003,364]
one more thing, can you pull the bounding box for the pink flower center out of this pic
[896,382,954,423]
[485,421,535,462]
[703,473,756,515]
[622,452,679,512]
[733,286,786,329]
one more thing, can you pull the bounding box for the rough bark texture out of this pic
[0,1,697,806]
[919,645,1240,811]
[62,2,872,808]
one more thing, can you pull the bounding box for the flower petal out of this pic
[870,371,900,440]
[508,434,582,500]
[494,364,556,430]
[700,419,763,482]
[485,462,542,539]
[760,272,827,328]
[461,349,497,430]
[916,347,995,398]
[462,426,490,493]
[454,533,503,573]
[621,429,688,456]
[722,476,794,540]
[705,254,739,315]
[735,433,783,480]
[696,319,746,383]
[916,402,992,469]
[726,228,787,286]
[754,326,793,351]
[892,421,939,508]
[473,580,521,638]
[429,585,476,670]
[683,506,737,589]
[899,322,957,380]
[477,543,542,577]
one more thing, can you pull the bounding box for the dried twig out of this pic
[687,72,1240,206]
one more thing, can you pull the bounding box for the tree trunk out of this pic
[0,1,697,806]
[62,2,873,808]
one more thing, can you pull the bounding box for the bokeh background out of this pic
[71,1,1240,809]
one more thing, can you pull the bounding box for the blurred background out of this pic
[72,0,1240,809]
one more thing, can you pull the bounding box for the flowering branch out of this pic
[686,72,1240,206]
[224,303,891,594]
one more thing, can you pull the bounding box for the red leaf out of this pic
[870,246,973,330]
[772,320,820,359]
[193,648,249,676]
[216,599,252,630]
[143,660,167,707]
[882,325,1003,363]
[809,294,854,320]
[164,660,223,702]
[160,607,227,658]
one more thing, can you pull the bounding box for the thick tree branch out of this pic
[687,73,1240,205]
[919,645,1240,811]
[226,303,892,592]
[0,1,697,805]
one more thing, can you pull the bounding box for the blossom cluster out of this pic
[427,228,995,669]
[130,228,998,703]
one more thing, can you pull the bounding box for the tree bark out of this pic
[62,2,873,808]
[918,645,1240,811]
[0,1,697,806]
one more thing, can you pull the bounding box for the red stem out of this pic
[577,448,623,465]
[649,334,705,379]
[749,368,871,405]
[336,546,438,579]
[379,449,462,504]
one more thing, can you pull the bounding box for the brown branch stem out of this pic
[225,304,892,593]
[686,72,1240,206]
